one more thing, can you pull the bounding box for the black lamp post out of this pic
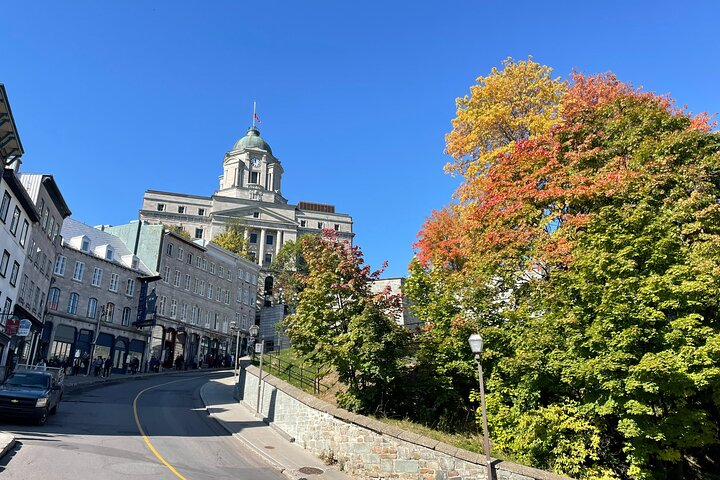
[469,333,494,480]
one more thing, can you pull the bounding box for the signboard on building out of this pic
[16,319,32,337]
[4,316,20,335]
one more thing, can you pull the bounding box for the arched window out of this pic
[105,302,115,323]
[67,293,79,314]
[48,287,61,310]
[87,297,98,319]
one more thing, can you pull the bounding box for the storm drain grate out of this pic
[298,466,324,475]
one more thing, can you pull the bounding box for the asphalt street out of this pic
[0,372,285,480]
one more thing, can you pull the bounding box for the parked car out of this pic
[0,365,64,425]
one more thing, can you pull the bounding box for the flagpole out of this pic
[252,101,256,128]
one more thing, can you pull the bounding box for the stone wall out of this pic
[238,365,572,480]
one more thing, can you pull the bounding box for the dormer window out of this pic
[253,212,260,218]
[105,247,114,261]
[132,257,139,269]
[81,237,90,252]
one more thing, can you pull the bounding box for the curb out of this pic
[199,382,307,480]
[0,431,16,460]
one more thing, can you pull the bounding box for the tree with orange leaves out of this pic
[409,61,720,479]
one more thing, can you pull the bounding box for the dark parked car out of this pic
[0,366,64,425]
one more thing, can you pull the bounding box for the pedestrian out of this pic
[93,356,103,377]
[35,358,47,371]
[130,356,139,374]
[72,358,81,376]
[103,357,112,377]
[149,356,158,373]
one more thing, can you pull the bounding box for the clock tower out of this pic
[218,126,285,203]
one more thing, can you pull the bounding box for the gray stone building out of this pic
[104,221,259,368]
[44,218,150,373]
[138,126,354,274]
[137,126,354,347]
[15,173,72,364]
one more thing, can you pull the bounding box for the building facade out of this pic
[15,173,72,364]
[0,169,39,370]
[43,218,150,373]
[104,221,259,368]
[138,127,354,274]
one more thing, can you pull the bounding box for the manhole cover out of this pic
[298,467,324,475]
[264,445,275,449]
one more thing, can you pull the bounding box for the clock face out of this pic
[250,156,260,167]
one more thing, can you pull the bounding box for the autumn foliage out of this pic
[409,59,720,479]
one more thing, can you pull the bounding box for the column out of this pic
[258,228,266,267]
[275,230,283,256]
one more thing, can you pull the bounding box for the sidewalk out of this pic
[201,375,354,480]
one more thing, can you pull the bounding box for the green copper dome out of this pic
[233,127,272,154]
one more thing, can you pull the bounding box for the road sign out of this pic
[16,319,32,337]
[4,316,20,335]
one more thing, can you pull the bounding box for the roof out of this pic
[17,173,72,218]
[61,217,153,274]
[232,127,272,154]
[2,169,40,222]
[0,84,23,167]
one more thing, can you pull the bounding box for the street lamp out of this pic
[248,324,264,415]
[469,333,493,480]
[230,321,241,381]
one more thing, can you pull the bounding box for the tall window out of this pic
[163,265,170,283]
[19,220,29,247]
[181,303,187,321]
[126,278,135,296]
[194,228,203,239]
[67,293,79,314]
[192,305,199,325]
[48,287,60,310]
[158,296,166,316]
[9,207,20,235]
[109,273,119,292]
[166,242,173,256]
[178,248,184,261]
[170,299,177,319]
[174,270,181,287]
[105,303,115,322]
[249,233,257,244]
[122,307,131,326]
[184,274,191,290]
[91,267,103,287]
[87,297,98,319]
[54,255,66,276]
[72,261,85,281]
[0,191,10,222]
[0,250,9,277]
[187,252,193,265]
[10,261,19,286]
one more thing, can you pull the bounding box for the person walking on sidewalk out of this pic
[93,356,103,377]
[103,357,112,377]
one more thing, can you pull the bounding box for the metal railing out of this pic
[252,350,330,395]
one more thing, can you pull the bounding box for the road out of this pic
[0,372,285,480]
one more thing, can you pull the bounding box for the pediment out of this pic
[212,204,296,225]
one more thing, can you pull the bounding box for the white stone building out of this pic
[138,126,354,274]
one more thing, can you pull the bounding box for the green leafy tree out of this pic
[212,220,250,259]
[414,65,720,478]
[282,231,410,414]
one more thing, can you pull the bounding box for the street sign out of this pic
[16,319,32,337]
[4,316,20,335]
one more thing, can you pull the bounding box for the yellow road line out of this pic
[132,377,197,480]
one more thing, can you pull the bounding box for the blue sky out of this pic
[2,1,718,277]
